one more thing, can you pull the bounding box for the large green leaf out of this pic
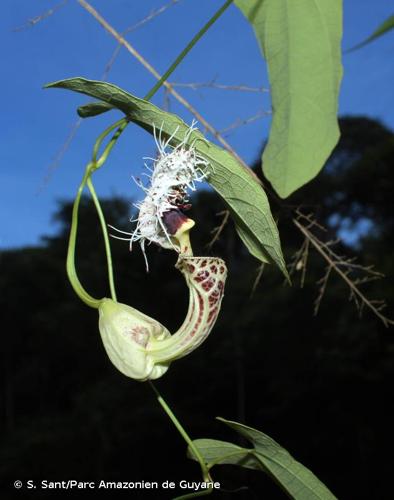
[189,418,337,500]
[45,77,288,278]
[235,0,343,198]
[347,14,394,52]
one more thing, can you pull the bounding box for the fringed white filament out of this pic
[110,122,209,269]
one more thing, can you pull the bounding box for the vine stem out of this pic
[86,176,117,302]
[149,382,214,499]
[66,165,101,308]
[144,0,234,102]
[92,117,127,164]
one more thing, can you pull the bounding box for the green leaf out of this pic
[235,0,343,198]
[217,417,338,500]
[347,14,394,52]
[188,420,338,499]
[187,439,261,470]
[45,77,288,278]
[78,101,116,118]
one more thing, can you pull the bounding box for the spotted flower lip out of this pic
[148,255,227,362]
[98,254,227,381]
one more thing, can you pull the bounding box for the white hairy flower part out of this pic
[110,122,209,268]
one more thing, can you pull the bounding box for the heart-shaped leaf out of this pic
[235,0,343,198]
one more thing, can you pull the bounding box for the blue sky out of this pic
[1,0,393,248]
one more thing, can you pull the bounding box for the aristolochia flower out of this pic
[98,253,227,381]
[102,124,227,380]
[110,122,209,268]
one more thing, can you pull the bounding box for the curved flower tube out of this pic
[148,255,227,362]
[100,125,227,380]
[98,254,227,381]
